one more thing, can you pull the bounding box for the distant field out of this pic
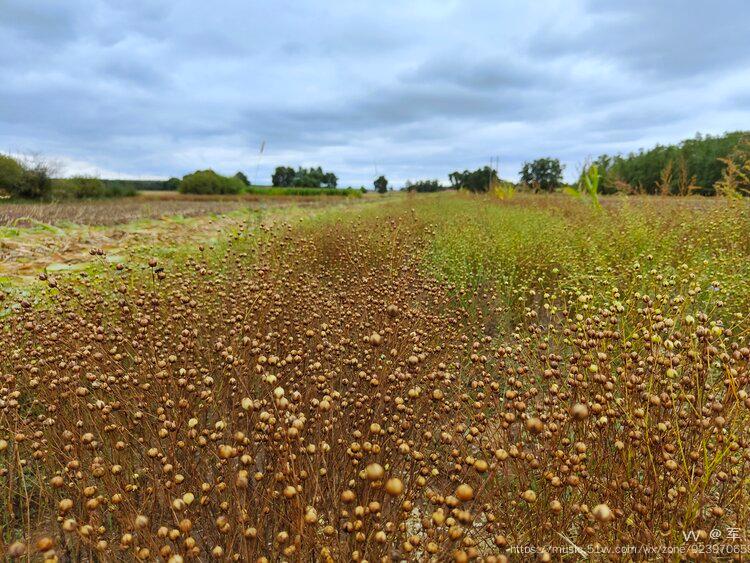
[242,185,363,197]
[0,192,375,285]
[0,189,367,227]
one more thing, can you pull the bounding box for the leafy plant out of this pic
[564,163,602,209]
[490,177,516,200]
[714,138,750,198]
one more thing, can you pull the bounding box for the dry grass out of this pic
[0,193,748,561]
[0,192,363,228]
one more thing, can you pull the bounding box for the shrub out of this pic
[68,176,106,198]
[0,153,53,199]
[101,179,159,194]
[179,169,243,195]
[100,180,139,197]
[51,177,139,199]
[0,154,25,197]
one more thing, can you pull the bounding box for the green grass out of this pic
[416,193,750,333]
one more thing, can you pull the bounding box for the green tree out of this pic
[323,172,338,189]
[405,179,443,193]
[274,166,338,188]
[593,131,749,196]
[520,158,564,192]
[234,171,250,186]
[374,175,388,194]
[165,177,182,191]
[271,166,295,187]
[448,166,498,193]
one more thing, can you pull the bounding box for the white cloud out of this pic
[1,0,749,186]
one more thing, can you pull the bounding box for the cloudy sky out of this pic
[2,0,750,186]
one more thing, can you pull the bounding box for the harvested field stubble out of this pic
[0,191,359,228]
[0,193,748,560]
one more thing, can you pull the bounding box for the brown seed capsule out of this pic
[571,403,589,420]
[304,507,318,523]
[592,503,613,522]
[365,463,384,481]
[7,542,26,557]
[36,537,54,552]
[526,417,544,433]
[385,478,404,496]
[455,484,474,501]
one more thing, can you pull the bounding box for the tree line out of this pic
[3,131,748,199]
[399,131,750,195]
[589,131,749,196]
[271,166,338,189]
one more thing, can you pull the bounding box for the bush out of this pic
[68,176,106,198]
[51,177,139,199]
[101,179,162,193]
[0,155,25,196]
[0,153,53,199]
[179,169,243,195]
[100,180,139,197]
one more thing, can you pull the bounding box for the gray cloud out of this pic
[1,0,749,185]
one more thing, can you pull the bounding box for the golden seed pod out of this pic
[526,417,544,433]
[385,477,404,496]
[134,515,149,530]
[592,503,614,522]
[571,403,589,420]
[36,537,54,552]
[365,463,384,481]
[7,542,26,558]
[455,484,474,501]
[304,507,318,523]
